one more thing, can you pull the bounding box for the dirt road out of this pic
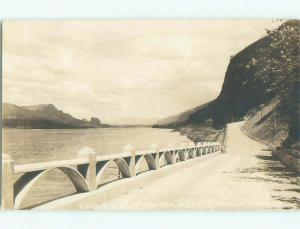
[95,122,299,210]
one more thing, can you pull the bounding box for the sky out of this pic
[3,20,282,124]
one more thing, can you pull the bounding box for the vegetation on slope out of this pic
[155,20,300,149]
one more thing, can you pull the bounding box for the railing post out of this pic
[180,142,188,161]
[191,143,196,158]
[223,125,228,153]
[203,141,208,155]
[196,142,202,156]
[150,144,160,170]
[2,154,15,210]
[124,145,136,177]
[168,143,176,164]
[220,125,228,153]
[77,147,97,191]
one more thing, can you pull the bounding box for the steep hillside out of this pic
[155,20,300,148]
[2,103,104,129]
[153,102,211,127]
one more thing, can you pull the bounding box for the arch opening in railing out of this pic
[96,158,131,187]
[2,140,222,210]
[14,167,88,210]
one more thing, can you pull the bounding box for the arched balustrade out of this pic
[2,139,223,210]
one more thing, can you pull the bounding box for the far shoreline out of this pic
[2,124,155,131]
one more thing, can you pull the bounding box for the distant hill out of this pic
[2,103,107,129]
[154,20,300,148]
[153,102,211,127]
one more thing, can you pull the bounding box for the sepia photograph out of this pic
[1,19,299,210]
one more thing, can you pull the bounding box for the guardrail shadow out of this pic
[235,154,299,209]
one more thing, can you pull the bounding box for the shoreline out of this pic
[2,125,153,130]
[154,125,222,144]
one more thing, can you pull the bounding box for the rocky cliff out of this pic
[2,103,104,129]
[155,20,300,150]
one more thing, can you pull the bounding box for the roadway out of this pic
[94,122,299,210]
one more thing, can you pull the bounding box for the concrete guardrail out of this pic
[2,141,222,209]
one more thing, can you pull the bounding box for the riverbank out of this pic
[175,124,221,143]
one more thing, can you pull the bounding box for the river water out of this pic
[3,127,191,164]
[2,127,191,209]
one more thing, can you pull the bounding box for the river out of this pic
[3,127,191,164]
[2,127,192,209]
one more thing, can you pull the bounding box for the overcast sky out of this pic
[3,20,282,124]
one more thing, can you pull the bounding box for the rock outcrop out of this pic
[155,20,300,152]
[89,117,101,127]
